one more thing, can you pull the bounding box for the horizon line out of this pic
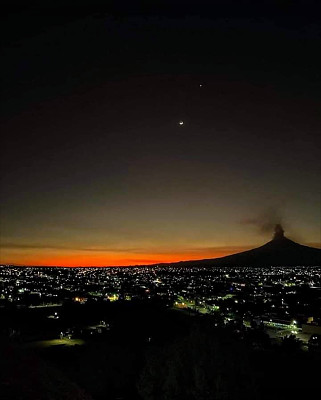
[1,240,320,268]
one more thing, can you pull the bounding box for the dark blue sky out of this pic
[1,1,320,265]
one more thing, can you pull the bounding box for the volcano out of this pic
[178,225,321,267]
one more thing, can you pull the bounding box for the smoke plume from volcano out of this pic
[241,207,284,236]
[273,224,285,240]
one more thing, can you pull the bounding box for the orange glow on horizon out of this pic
[0,246,254,267]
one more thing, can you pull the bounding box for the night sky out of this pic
[1,1,320,266]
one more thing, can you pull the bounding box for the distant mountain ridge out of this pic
[174,225,321,267]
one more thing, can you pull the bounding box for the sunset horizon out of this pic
[2,238,320,267]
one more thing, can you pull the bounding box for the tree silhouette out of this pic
[281,334,302,352]
[137,326,258,400]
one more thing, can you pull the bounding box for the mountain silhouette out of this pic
[176,225,321,267]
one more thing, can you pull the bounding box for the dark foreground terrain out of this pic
[1,300,320,400]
